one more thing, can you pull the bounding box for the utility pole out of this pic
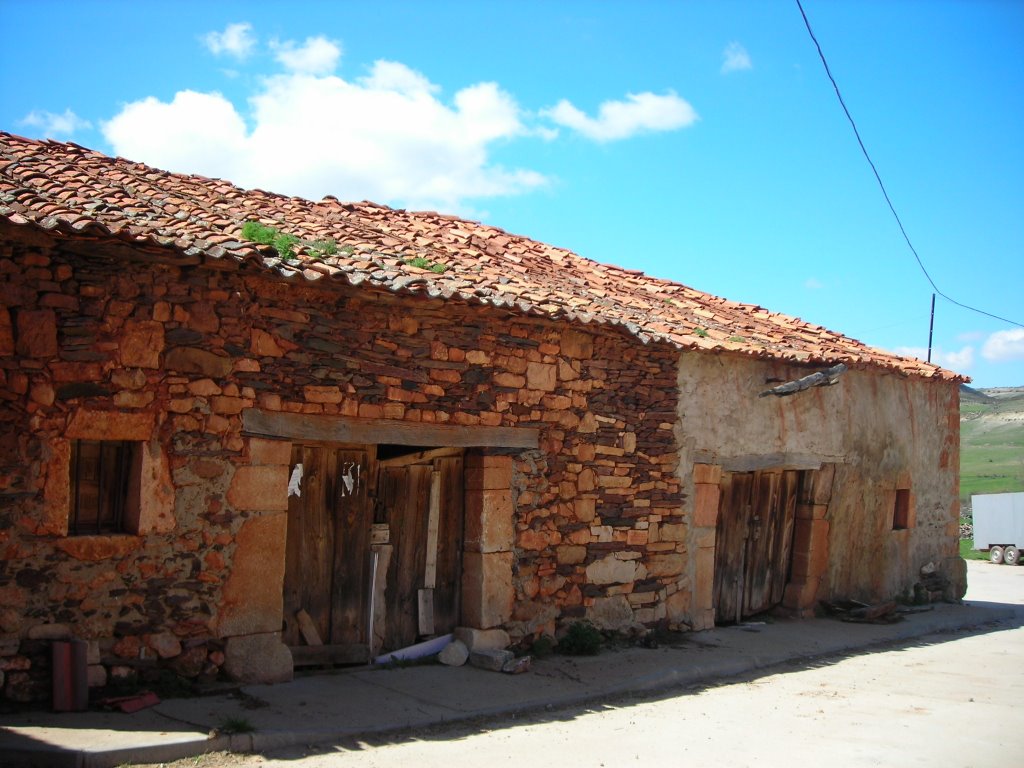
[926,293,935,363]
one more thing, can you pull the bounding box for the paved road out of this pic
[150,561,1024,768]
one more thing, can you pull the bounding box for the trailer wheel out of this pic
[989,546,1004,565]
[1004,546,1020,566]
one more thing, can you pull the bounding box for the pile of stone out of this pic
[438,627,531,674]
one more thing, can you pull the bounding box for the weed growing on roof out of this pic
[404,255,448,273]
[693,327,709,338]
[308,238,338,257]
[241,220,278,245]
[272,232,300,260]
[727,335,746,343]
[240,220,341,262]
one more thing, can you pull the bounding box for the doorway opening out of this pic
[282,443,465,667]
[712,469,803,624]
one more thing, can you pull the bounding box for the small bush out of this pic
[272,232,300,260]
[240,220,278,245]
[557,621,603,656]
[529,635,555,658]
[308,238,338,257]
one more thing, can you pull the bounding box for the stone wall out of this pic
[674,350,964,627]
[0,225,682,700]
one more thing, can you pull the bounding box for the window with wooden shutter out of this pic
[69,440,138,535]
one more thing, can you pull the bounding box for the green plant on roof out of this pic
[404,255,448,273]
[727,335,746,343]
[308,238,338,257]
[693,327,709,338]
[241,221,278,246]
[272,232,300,260]
[240,220,342,262]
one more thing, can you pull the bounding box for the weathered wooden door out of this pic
[713,469,800,623]
[283,445,372,658]
[377,454,464,652]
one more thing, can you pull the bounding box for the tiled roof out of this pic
[0,132,960,381]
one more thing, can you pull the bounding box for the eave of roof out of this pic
[0,132,964,382]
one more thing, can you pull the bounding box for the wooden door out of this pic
[378,454,464,652]
[283,445,372,653]
[713,469,800,623]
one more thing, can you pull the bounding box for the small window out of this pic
[892,488,912,530]
[69,440,139,535]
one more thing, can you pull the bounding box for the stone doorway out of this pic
[282,443,465,666]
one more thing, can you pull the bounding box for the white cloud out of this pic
[102,91,249,184]
[359,60,439,95]
[894,345,974,371]
[982,329,1024,362]
[20,108,92,137]
[804,277,823,290]
[102,62,544,212]
[202,22,255,60]
[721,42,752,74]
[542,91,698,142]
[271,36,342,76]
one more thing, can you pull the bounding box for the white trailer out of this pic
[972,492,1024,565]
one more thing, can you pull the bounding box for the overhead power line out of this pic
[795,0,1023,330]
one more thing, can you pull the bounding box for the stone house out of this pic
[0,133,965,700]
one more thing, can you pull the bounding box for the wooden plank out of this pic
[309,447,335,644]
[423,471,441,589]
[295,609,323,646]
[380,446,463,469]
[368,544,392,659]
[432,456,465,634]
[718,452,830,473]
[243,409,539,449]
[743,470,780,616]
[382,465,432,651]
[417,588,435,635]
[714,472,752,624]
[282,444,304,646]
[771,470,800,605]
[282,446,334,646]
[289,644,370,667]
[330,449,371,646]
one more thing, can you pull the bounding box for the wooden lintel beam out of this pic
[242,409,539,449]
[379,446,464,468]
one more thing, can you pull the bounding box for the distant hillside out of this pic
[960,385,1024,506]
[959,384,994,404]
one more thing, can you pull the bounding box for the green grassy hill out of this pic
[960,385,1024,504]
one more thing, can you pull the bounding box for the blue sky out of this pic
[3,0,1022,387]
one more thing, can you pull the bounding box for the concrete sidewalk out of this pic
[2,593,1019,768]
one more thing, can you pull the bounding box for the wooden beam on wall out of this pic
[242,409,539,449]
[379,446,463,469]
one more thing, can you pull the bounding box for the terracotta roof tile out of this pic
[0,132,963,381]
